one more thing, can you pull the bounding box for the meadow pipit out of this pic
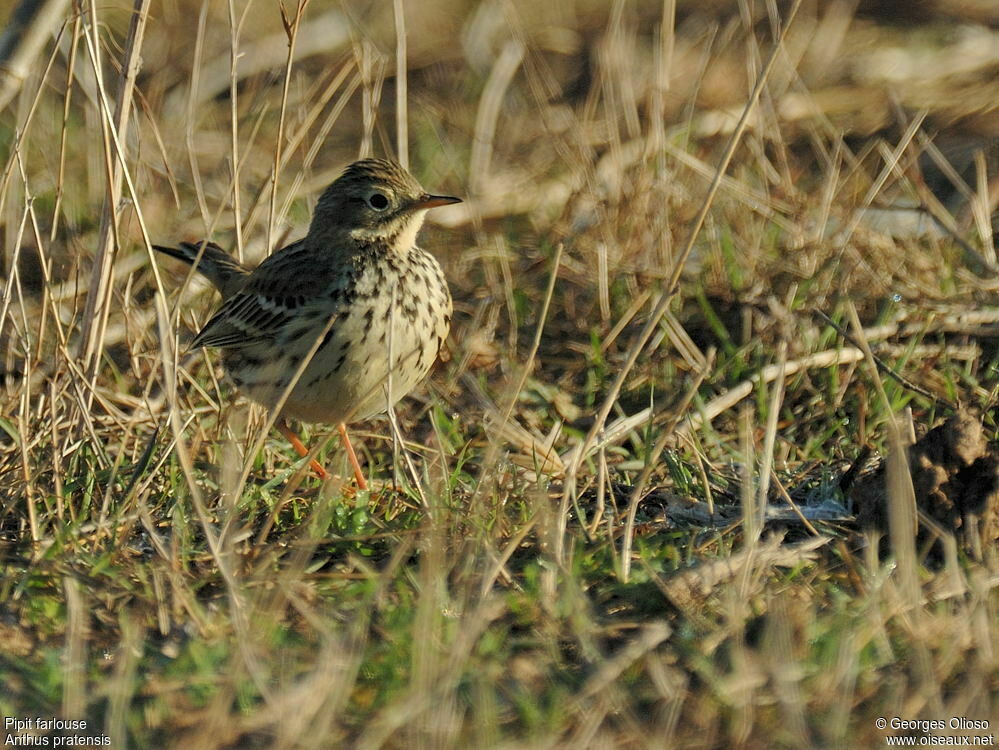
[155,158,460,488]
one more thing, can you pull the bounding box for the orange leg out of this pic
[277,418,330,480]
[275,418,368,490]
[338,423,368,490]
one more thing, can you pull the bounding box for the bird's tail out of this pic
[152,241,251,299]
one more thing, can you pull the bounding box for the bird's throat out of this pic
[351,210,427,255]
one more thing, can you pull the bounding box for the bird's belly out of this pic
[225,292,449,425]
[287,317,441,423]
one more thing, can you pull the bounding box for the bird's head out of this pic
[310,158,461,253]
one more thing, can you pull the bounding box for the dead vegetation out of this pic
[0,0,997,747]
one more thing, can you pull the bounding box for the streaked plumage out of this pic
[155,158,458,470]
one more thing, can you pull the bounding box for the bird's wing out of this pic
[188,240,350,350]
[189,291,316,350]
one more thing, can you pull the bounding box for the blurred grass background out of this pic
[1,0,997,747]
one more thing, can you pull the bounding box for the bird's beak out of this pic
[413,193,462,210]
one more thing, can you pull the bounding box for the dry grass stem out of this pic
[1,2,997,746]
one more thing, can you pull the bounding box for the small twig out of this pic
[226,0,253,259]
[768,471,821,537]
[813,309,953,409]
[269,0,311,252]
[393,0,408,168]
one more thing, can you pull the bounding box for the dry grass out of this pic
[1,0,998,748]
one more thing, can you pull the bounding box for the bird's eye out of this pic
[366,192,389,210]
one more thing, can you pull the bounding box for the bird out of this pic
[154,158,460,489]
